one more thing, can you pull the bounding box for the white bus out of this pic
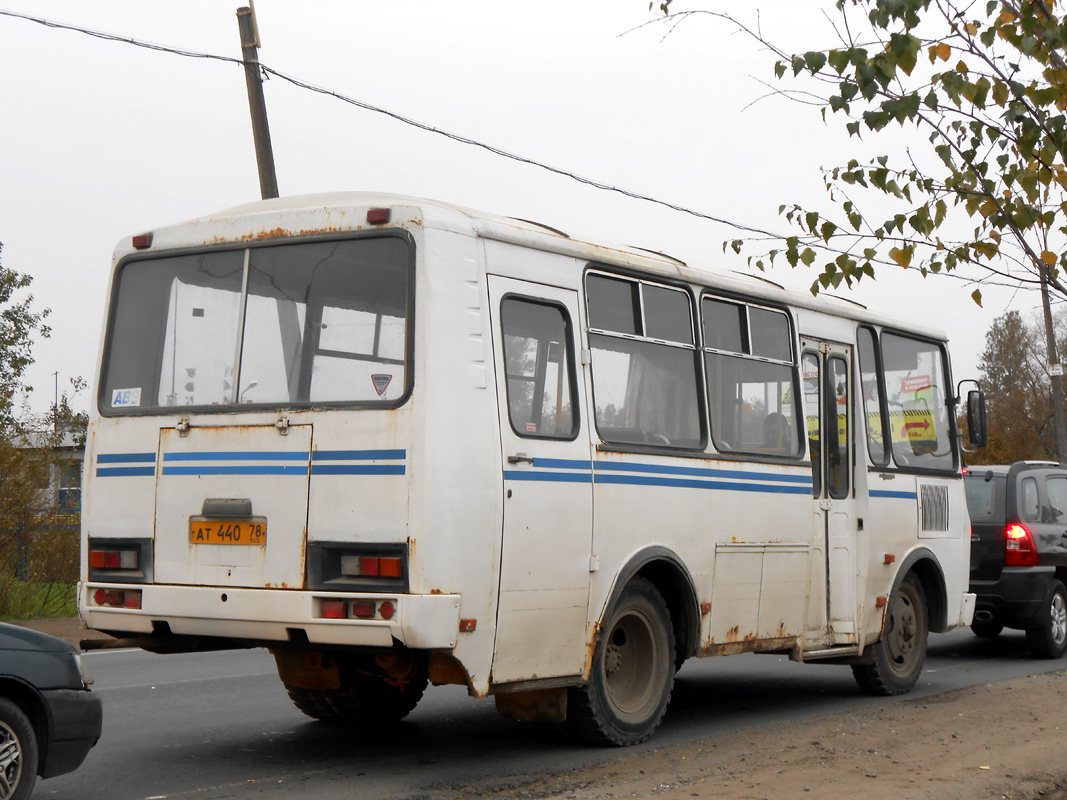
[80,193,979,745]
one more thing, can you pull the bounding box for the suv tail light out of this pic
[1005,523,1039,567]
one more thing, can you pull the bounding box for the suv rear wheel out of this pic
[1025,579,1067,659]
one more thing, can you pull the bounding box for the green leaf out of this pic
[804,51,828,72]
[828,49,850,74]
[775,61,787,79]
[971,287,983,306]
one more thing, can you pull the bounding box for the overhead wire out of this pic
[0,7,1038,294]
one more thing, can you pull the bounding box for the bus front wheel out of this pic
[568,577,675,746]
[852,573,928,696]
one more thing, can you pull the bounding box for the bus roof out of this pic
[117,191,949,343]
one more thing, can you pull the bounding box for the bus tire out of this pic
[852,573,928,696]
[568,577,675,746]
[284,652,429,724]
[1025,579,1067,659]
[0,696,38,800]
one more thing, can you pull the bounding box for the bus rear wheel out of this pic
[284,651,428,725]
[852,573,928,696]
[568,577,675,746]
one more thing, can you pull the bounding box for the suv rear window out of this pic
[964,474,1002,521]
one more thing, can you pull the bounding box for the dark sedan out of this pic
[0,622,102,799]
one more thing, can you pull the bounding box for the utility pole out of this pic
[1040,265,1067,463]
[237,4,279,200]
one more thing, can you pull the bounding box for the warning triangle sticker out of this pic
[371,374,392,396]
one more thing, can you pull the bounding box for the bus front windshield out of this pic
[101,236,412,413]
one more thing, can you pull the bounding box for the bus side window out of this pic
[802,351,822,497]
[585,273,704,449]
[702,297,802,458]
[857,326,889,467]
[500,298,577,440]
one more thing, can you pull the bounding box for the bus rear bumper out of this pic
[79,583,462,650]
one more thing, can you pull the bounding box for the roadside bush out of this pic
[0,523,79,620]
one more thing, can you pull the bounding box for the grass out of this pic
[0,580,77,621]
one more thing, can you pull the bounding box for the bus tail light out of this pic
[93,588,142,609]
[339,555,404,579]
[1005,523,1039,567]
[315,598,397,621]
[308,543,409,593]
[321,600,347,619]
[351,601,376,618]
[89,549,139,570]
[87,539,152,583]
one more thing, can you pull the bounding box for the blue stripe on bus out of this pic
[870,490,918,500]
[163,451,308,462]
[528,458,592,470]
[313,449,406,461]
[96,452,156,464]
[311,464,406,476]
[504,470,593,484]
[162,465,309,476]
[593,460,811,485]
[96,466,156,477]
[593,472,813,494]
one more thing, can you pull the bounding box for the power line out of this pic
[0,7,1040,295]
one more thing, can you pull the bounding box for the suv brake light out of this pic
[1005,523,1039,567]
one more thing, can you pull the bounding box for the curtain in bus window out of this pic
[500,298,576,439]
[103,250,245,410]
[857,327,889,466]
[241,238,409,404]
[705,353,799,455]
[881,333,954,471]
[589,334,702,448]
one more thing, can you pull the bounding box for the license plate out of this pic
[189,517,267,546]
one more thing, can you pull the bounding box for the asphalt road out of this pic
[34,627,1064,800]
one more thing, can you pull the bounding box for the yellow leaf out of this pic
[979,199,998,218]
[965,22,978,35]
[1000,9,1016,22]
[935,42,951,61]
[889,247,912,268]
[956,60,969,74]
[1042,250,1058,265]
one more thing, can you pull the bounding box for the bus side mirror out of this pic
[967,389,987,448]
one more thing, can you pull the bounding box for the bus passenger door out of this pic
[801,338,858,646]
[487,275,593,684]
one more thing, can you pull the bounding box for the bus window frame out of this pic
[96,229,417,417]
[863,325,959,476]
[584,266,708,454]
[699,290,805,461]
[498,293,582,443]
[857,325,891,469]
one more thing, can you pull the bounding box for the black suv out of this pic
[965,462,1067,658]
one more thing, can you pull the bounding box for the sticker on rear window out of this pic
[112,388,142,408]
[371,374,392,396]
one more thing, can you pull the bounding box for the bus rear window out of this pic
[101,236,412,412]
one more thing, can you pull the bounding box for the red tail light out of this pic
[1005,523,1039,567]
[89,549,138,570]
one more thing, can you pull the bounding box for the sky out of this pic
[0,0,1039,416]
